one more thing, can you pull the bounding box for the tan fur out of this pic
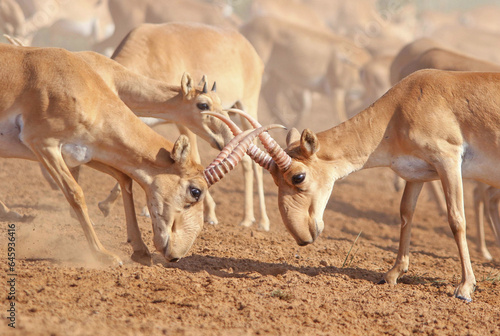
[393,45,500,261]
[0,43,212,266]
[2,0,112,47]
[93,0,240,54]
[266,69,500,301]
[110,22,271,230]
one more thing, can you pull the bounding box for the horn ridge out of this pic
[227,109,292,171]
[204,124,285,186]
[202,111,282,171]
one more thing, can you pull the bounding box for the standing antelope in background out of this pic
[0,43,272,266]
[224,69,500,302]
[240,16,371,127]
[108,22,271,230]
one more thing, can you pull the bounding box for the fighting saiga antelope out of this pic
[223,69,500,302]
[105,22,270,230]
[395,46,500,261]
[2,34,230,225]
[0,43,273,265]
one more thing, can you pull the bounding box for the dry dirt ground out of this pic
[1,100,499,336]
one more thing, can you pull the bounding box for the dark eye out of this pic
[291,173,306,185]
[197,103,210,111]
[190,187,201,201]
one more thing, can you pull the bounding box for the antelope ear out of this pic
[171,135,191,165]
[181,72,193,96]
[300,129,319,158]
[286,128,301,146]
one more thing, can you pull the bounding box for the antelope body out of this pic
[238,69,500,301]
[0,43,257,265]
[110,22,270,230]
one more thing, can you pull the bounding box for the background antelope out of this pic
[109,22,271,230]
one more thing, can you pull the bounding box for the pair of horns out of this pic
[203,109,293,172]
[199,75,216,93]
[203,122,285,186]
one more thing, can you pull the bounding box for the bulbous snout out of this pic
[294,218,324,246]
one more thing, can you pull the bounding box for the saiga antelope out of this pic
[395,46,500,260]
[0,43,273,266]
[222,69,500,302]
[3,34,231,225]
[106,22,270,230]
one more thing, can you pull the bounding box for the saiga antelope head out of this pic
[149,123,285,261]
[179,73,232,151]
[209,109,333,246]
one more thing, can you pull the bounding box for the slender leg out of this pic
[87,162,152,266]
[393,174,405,192]
[293,89,313,128]
[98,183,122,217]
[473,183,492,260]
[254,160,269,231]
[437,163,475,301]
[383,181,423,284]
[331,88,348,124]
[33,145,122,265]
[39,162,59,190]
[426,180,447,216]
[486,186,500,246]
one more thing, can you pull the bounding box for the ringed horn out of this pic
[203,123,286,186]
[205,109,293,172]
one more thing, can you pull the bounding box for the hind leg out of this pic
[384,181,423,284]
[33,144,121,265]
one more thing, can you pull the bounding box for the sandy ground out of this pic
[1,99,499,336]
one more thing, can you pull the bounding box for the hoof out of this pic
[131,250,153,266]
[95,251,123,266]
[1,211,36,223]
[139,206,150,218]
[456,295,472,303]
[204,215,218,225]
[239,219,256,228]
[98,202,111,217]
[377,279,387,285]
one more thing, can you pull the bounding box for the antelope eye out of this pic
[190,187,202,201]
[291,173,306,185]
[197,103,210,111]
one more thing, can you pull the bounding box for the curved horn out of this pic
[202,111,276,170]
[225,108,292,171]
[198,74,207,87]
[204,124,286,186]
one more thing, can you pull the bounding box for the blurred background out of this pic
[1,0,500,131]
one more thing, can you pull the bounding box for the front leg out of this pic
[485,186,500,246]
[383,181,423,285]
[88,162,152,266]
[473,183,492,261]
